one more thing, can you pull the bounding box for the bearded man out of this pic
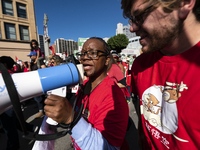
[121,0,200,149]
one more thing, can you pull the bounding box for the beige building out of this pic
[55,38,78,55]
[0,0,37,61]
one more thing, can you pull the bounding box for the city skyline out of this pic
[34,0,129,44]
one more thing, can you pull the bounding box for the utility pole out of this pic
[43,13,50,57]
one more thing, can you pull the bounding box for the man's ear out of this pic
[179,0,196,19]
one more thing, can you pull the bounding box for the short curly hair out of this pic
[89,37,110,54]
[121,0,200,21]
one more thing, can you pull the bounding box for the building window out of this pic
[2,0,13,16]
[5,23,16,39]
[17,3,27,18]
[19,25,29,40]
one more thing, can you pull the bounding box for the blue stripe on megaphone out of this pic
[37,63,79,93]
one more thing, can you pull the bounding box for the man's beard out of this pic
[141,18,182,54]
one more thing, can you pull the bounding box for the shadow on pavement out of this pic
[125,116,140,150]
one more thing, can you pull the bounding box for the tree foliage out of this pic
[107,34,129,53]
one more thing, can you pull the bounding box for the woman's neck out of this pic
[84,71,107,94]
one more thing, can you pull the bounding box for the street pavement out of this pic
[0,98,140,150]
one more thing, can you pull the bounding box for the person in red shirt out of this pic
[111,50,125,76]
[0,56,37,150]
[121,0,200,149]
[44,37,129,149]
[107,55,130,101]
[125,60,132,103]
[22,61,29,72]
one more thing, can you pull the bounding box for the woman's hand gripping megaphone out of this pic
[45,64,84,126]
[45,93,75,126]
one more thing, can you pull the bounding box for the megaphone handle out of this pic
[46,86,67,126]
[46,117,58,126]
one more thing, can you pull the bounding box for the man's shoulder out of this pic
[111,64,120,70]
[132,52,157,70]
[135,52,156,62]
[109,64,124,77]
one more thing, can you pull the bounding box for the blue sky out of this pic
[34,0,129,44]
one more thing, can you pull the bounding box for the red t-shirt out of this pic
[107,64,130,97]
[13,66,17,72]
[122,61,129,77]
[75,76,129,147]
[131,41,200,149]
[107,64,124,83]
[23,68,29,72]
[126,74,131,86]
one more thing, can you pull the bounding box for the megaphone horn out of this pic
[0,63,80,115]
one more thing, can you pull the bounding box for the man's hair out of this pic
[0,56,15,69]
[89,37,110,54]
[51,55,63,66]
[121,0,200,21]
[193,0,200,21]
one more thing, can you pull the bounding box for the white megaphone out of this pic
[0,63,83,115]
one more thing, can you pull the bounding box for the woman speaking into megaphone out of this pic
[43,37,129,150]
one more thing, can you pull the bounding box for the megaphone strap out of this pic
[0,63,28,135]
[23,128,71,141]
[58,98,84,130]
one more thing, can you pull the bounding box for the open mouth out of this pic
[83,64,93,70]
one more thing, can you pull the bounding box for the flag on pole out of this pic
[49,46,55,55]
[15,56,18,62]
